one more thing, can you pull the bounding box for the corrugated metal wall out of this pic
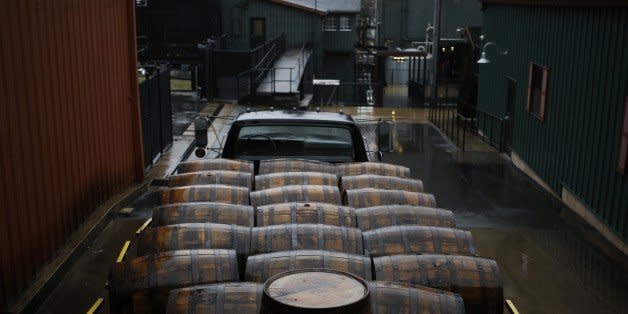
[0,0,143,308]
[477,5,628,241]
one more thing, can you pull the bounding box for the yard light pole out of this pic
[431,0,442,108]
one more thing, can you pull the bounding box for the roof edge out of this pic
[270,0,327,16]
[478,0,628,7]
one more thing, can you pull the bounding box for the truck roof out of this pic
[235,110,356,125]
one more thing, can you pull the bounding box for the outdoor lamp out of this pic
[477,41,509,64]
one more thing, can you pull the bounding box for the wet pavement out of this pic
[171,91,203,137]
[32,106,627,314]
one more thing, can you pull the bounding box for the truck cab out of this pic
[220,110,370,163]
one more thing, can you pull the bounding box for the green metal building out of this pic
[476,0,628,248]
[219,0,360,83]
[378,0,483,47]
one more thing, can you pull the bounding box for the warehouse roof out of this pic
[270,0,361,15]
[479,0,628,7]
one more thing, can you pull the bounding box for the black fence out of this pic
[139,65,173,169]
[313,82,381,106]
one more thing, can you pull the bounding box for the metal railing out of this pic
[255,41,312,95]
[234,34,287,100]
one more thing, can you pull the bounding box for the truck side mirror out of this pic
[194,116,209,158]
[377,120,392,153]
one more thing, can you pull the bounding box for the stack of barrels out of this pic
[109,158,503,314]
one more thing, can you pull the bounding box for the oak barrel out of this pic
[176,159,253,174]
[337,162,411,178]
[340,175,424,193]
[259,159,338,175]
[245,250,372,282]
[166,283,264,314]
[362,226,476,257]
[256,202,356,227]
[250,224,363,255]
[261,269,370,314]
[354,205,455,231]
[344,188,436,208]
[168,170,252,189]
[152,202,254,227]
[109,249,239,314]
[255,172,338,190]
[154,185,250,205]
[250,185,341,207]
[368,282,466,314]
[373,255,503,314]
[136,223,251,257]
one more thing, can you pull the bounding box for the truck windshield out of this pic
[233,125,355,161]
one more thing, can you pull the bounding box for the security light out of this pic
[477,41,509,64]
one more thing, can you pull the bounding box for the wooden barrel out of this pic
[255,172,338,190]
[176,159,253,174]
[250,224,363,255]
[136,223,251,257]
[354,205,455,231]
[166,283,264,314]
[109,249,239,314]
[261,269,370,314]
[154,185,250,205]
[152,202,254,227]
[362,226,476,257]
[340,175,424,193]
[368,282,465,314]
[259,159,338,175]
[256,202,356,227]
[337,162,411,178]
[250,185,341,207]
[373,255,503,314]
[168,170,252,189]
[245,250,372,282]
[344,188,436,208]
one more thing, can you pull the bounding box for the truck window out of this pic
[233,125,355,161]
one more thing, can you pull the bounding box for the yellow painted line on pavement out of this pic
[135,218,152,235]
[116,241,131,263]
[86,297,103,314]
[506,299,520,314]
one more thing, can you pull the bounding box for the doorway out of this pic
[504,77,517,154]
[250,18,266,48]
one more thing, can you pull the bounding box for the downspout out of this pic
[431,0,442,107]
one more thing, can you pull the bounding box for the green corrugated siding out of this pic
[477,5,628,241]
[379,0,482,46]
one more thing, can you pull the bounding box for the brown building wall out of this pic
[0,0,143,307]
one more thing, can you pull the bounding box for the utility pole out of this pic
[431,0,442,108]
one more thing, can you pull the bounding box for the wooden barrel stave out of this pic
[354,205,455,231]
[362,226,476,257]
[176,159,253,174]
[155,185,250,205]
[373,254,503,314]
[109,249,239,314]
[250,185,341,207]
[250,224,363,255]
[152,202,254,227]
[344,188,436,208]
[340,175,424,193]
[168,170,252,189]
[166,283,264,314]
[256,202,356,227]
[255,172,338,190]
[136,223,251,256]
[245,250,372,282]
[259,159,338,175]
[368,281,466,314]
[337,162,411,178]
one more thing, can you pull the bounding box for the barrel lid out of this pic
[264,269,369,309]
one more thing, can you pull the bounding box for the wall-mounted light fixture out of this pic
[477,37,509,64]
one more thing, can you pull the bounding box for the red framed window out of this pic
[617,97,628,175]
[526,62,549,122]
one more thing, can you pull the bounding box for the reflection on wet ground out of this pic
[386,123,628,314]
[171,91,203,136]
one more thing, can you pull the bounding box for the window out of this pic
[135,0,147,7]
[339,16,352,31]
[526,62,549,121]
[323,16,338,32]
[617,97,628,175]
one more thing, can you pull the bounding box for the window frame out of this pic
[322,16,338,32]
[617,96,628,175]
[338,16,352,32]
[525,62,550,122]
